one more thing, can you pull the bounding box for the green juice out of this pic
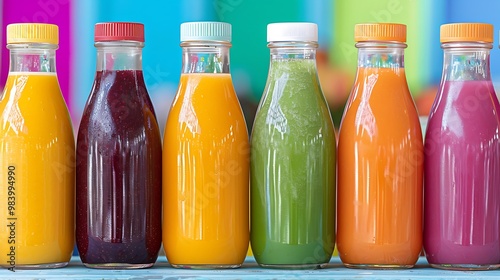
[250,58,336,268]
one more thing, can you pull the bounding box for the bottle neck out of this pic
[8,43,57,73]
[268,41,318,61]
[356,41,406,69]
[441,42,492,81]
[95,41,143,71]
[181,41,231,73]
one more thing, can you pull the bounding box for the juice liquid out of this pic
[0,73,74,267]
[337,67,423,267]
[250,59,336,268]
[76,70,162,266]
[424,80,500,267]
[163,73,249,267]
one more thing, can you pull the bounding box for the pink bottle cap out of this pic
[94,22,144,42]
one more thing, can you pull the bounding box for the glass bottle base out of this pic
[83,263,154,269]
[259,263,327,270]
[430,263,500,271]
[344,263,414,269]
[170,263,241,269]
[5,261,68,269]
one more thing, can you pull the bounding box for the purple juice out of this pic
[424,80,500,268]
[76,70,162,267]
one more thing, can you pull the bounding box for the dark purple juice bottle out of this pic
[76,22,162,269]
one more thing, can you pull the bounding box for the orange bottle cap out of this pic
[440,23,493,43]
[354,23,406,43]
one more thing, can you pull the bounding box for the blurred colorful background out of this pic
[2,0,500,132]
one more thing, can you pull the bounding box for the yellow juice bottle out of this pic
[0,23,74,269]
[163,22,249,268]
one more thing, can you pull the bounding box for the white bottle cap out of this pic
[267,22,318,42]
[180,21,231,42]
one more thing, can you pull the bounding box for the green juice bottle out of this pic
[250,22,336,269]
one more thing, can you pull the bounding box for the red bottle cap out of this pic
[94,22,144,42]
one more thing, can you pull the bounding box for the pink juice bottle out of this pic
[424,23,500,270]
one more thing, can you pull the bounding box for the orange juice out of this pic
[0,73,74,267]
[163,73,249,267]
[337,68,423,267]
[337,23,423,268]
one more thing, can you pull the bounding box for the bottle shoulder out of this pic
[0,73,71,143]
[4,72,61,93]
[168,73,241,117]
[426,80,500,143]
[0,73,69,119]
[429,80,499,120]
[79,81,160,141]
[253,63,333,139]
[165,74,248,142]
[339,71,421,143]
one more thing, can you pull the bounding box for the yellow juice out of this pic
[0,73,74,267]
[163,73,249,267]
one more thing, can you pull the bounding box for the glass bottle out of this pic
[337,23,423,268]
[424,23,500,270]
[163,21,249,269]
[250,22,336,269]
[76,22,162,269]
[0,23,74,269]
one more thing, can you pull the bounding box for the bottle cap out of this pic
[94,22,144,42]
[440,23,493,43]
[180,22,231,42]
[354,23,406,43]
[7,23,58,44]
[267,22,318,42]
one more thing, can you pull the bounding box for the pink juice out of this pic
[424,80,500,267]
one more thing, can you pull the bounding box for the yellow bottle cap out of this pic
[354,23,406,43]
[440,23,493,43]
[7,23,58,44]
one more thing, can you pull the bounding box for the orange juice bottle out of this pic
[163,22,249,268]
[0,24,74,269]
[337,23,423,268]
